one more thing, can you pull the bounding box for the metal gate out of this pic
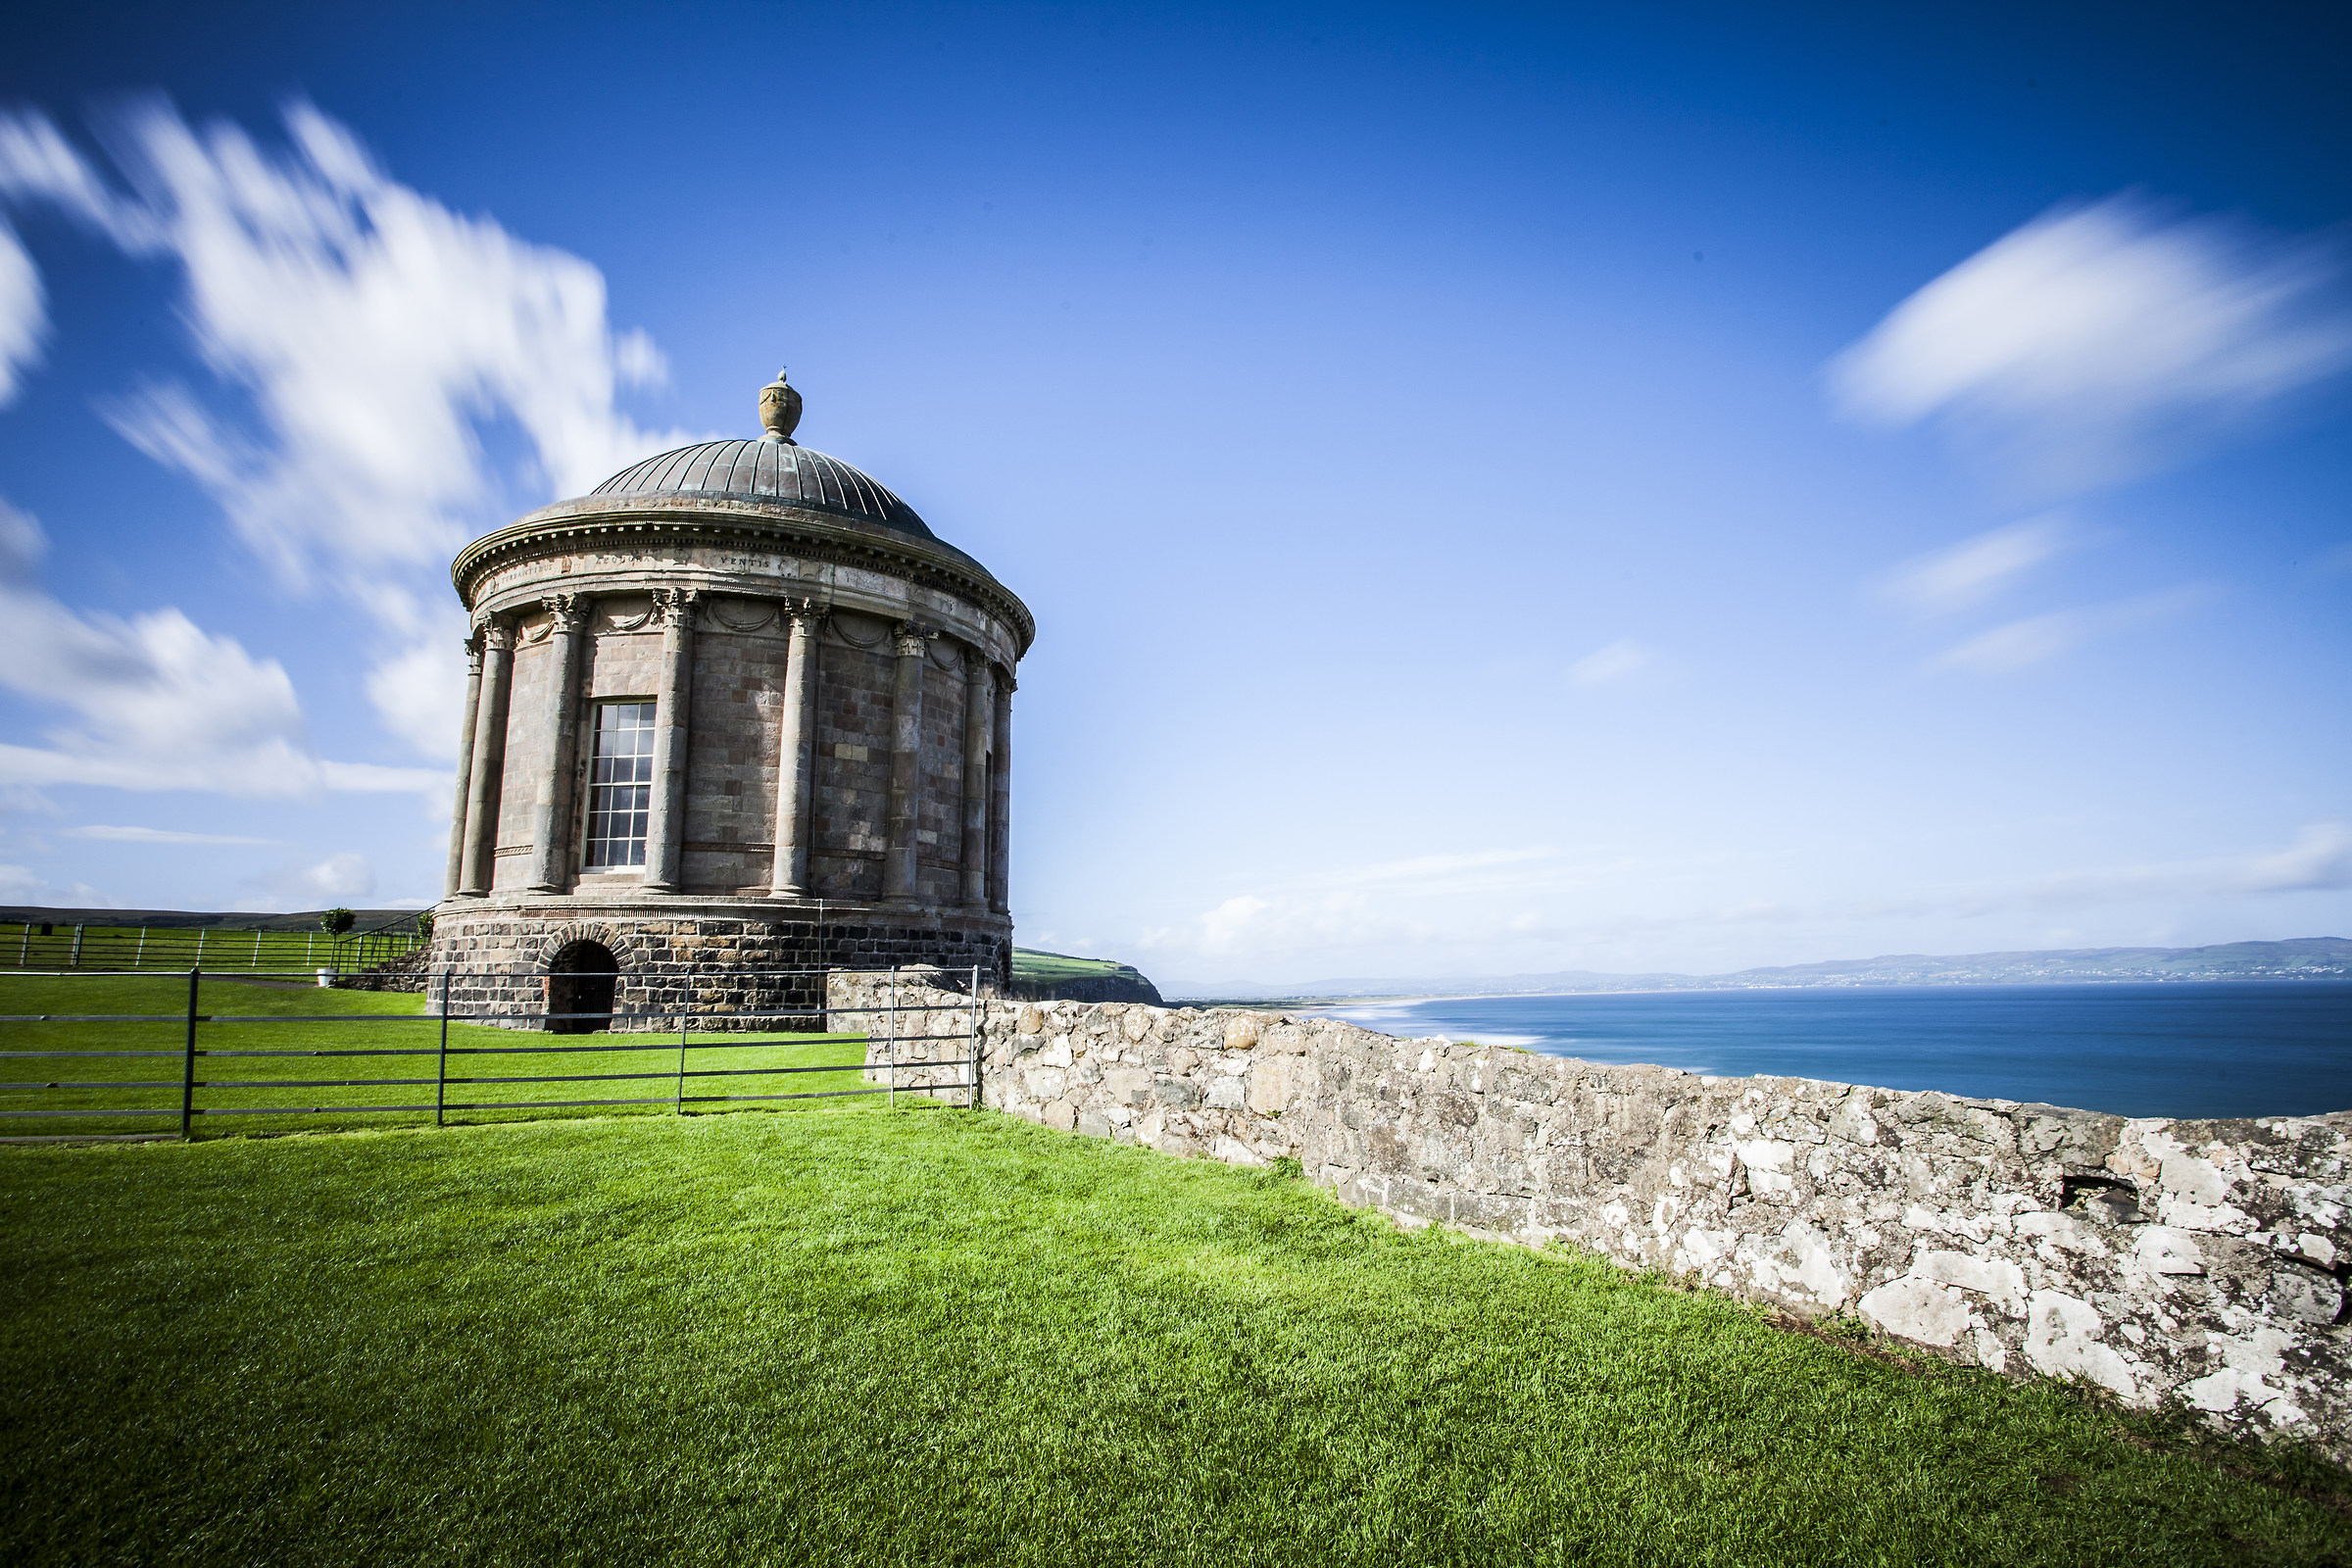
[0,964,983,1141]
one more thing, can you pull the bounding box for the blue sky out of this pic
[0,1,2346,986]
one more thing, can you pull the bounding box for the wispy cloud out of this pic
[0,863,118,908]
[234,851,376,910]
[1831,193,2352,495]
[1566,638,1653,687]
[1925,586,2205,674]
[0,99,705,772]
[64,825,286,846]
[0,500,441,798]
[1604,822,2352,934]
[0,219,41,404]
[1880,515,2071,615]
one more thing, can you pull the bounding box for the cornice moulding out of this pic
[453,496,1036,656]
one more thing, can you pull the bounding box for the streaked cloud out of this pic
[1926,586,2204,674]
[0,219,42,404]
[1880,515,2071,615]
[64,825,287,846]
[0,100,705,778]
[1831,194,2352,494]
[0,500,441,799]
[1566,638,1653,687]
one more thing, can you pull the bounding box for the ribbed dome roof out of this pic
[592,439,933,538]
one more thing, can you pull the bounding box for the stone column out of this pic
[525,594,590,895]
[958,650,993,907]
[769,599,821,897]
[457,620,514,898]
[641,589,698,894]
[442,633,484,899]
[988,671,1013,914]
[882,622,930,905]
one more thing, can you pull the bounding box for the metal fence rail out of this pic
[0,964,983,1140]
[4,918,426,974]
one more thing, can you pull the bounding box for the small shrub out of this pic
[318,907,356,936]
[1267,1155,1303,1181]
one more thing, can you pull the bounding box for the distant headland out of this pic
[1165,936,2352,1005]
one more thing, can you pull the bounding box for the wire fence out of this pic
[0,964,981,1142]
[3,916,427,975]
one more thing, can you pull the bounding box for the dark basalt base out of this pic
[426,896,1011,1031]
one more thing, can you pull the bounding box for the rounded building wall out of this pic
[427,405,1030,1023]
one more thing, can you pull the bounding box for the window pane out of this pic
[584,702,659,868]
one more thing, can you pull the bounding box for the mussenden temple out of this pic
[427,370,1032,1029]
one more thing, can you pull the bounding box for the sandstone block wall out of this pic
[834,972,2352,1459]
[426,907,1009,1029]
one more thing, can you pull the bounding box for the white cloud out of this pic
[1926,586,2204,674]
[0,100,705,799]
[365,630,470,760]
[1880,515,2070,615]
[64,824,286,846]
[1612,822,2352,933]
[1566,638,1653,687]
[237,851,377,908]
[0,218,43,404]
[0,863,118,907]
[1831,194,2352,494]
[0,100,700,583]
[0,499,442,798]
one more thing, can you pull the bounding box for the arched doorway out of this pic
[546,941,619,1034]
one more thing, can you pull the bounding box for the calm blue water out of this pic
[1315,983,2352,1120]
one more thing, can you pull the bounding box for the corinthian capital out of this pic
[783,596,824,631]
[893,621,935,660]
[541,593,590,632]
[654,587,702,628]
[478,618,515,652]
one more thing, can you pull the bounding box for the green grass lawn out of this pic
[2,922,420,973]
[0,974,877,1138]
[2,1112,2346,1565]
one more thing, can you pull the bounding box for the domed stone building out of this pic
[427,373,1031,1028]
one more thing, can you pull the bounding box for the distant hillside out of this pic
[1009,949,1165,1005]
[1166,937,2352,1004]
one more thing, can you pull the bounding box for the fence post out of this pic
[181,967,200,1140]
[17,922,26,967]
[436,968,451,1128]
[195,928,207,965]
[135,927,147,968]
[969,963,981,1111]
[71,924,82,967]
[251,929,262,967]
[674,987,689,1114]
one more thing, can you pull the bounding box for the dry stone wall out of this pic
[835,972,2352,1460]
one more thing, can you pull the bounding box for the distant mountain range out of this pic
[1164,938,2352,1004]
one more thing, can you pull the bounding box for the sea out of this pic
[1312,981,2352,1121]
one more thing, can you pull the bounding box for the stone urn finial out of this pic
[759,368,803,444]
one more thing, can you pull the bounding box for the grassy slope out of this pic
[1011,949,1148,984]
[0,975,870,1137]
[1,1113,2346,1566]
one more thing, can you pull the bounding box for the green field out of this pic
[0,920,422,974]
[2,1109,2347,1565]
[0,974,879,1139]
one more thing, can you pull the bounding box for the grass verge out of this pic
[3,1110,2349,1564]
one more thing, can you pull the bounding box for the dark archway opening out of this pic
[546,941,619,1034]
